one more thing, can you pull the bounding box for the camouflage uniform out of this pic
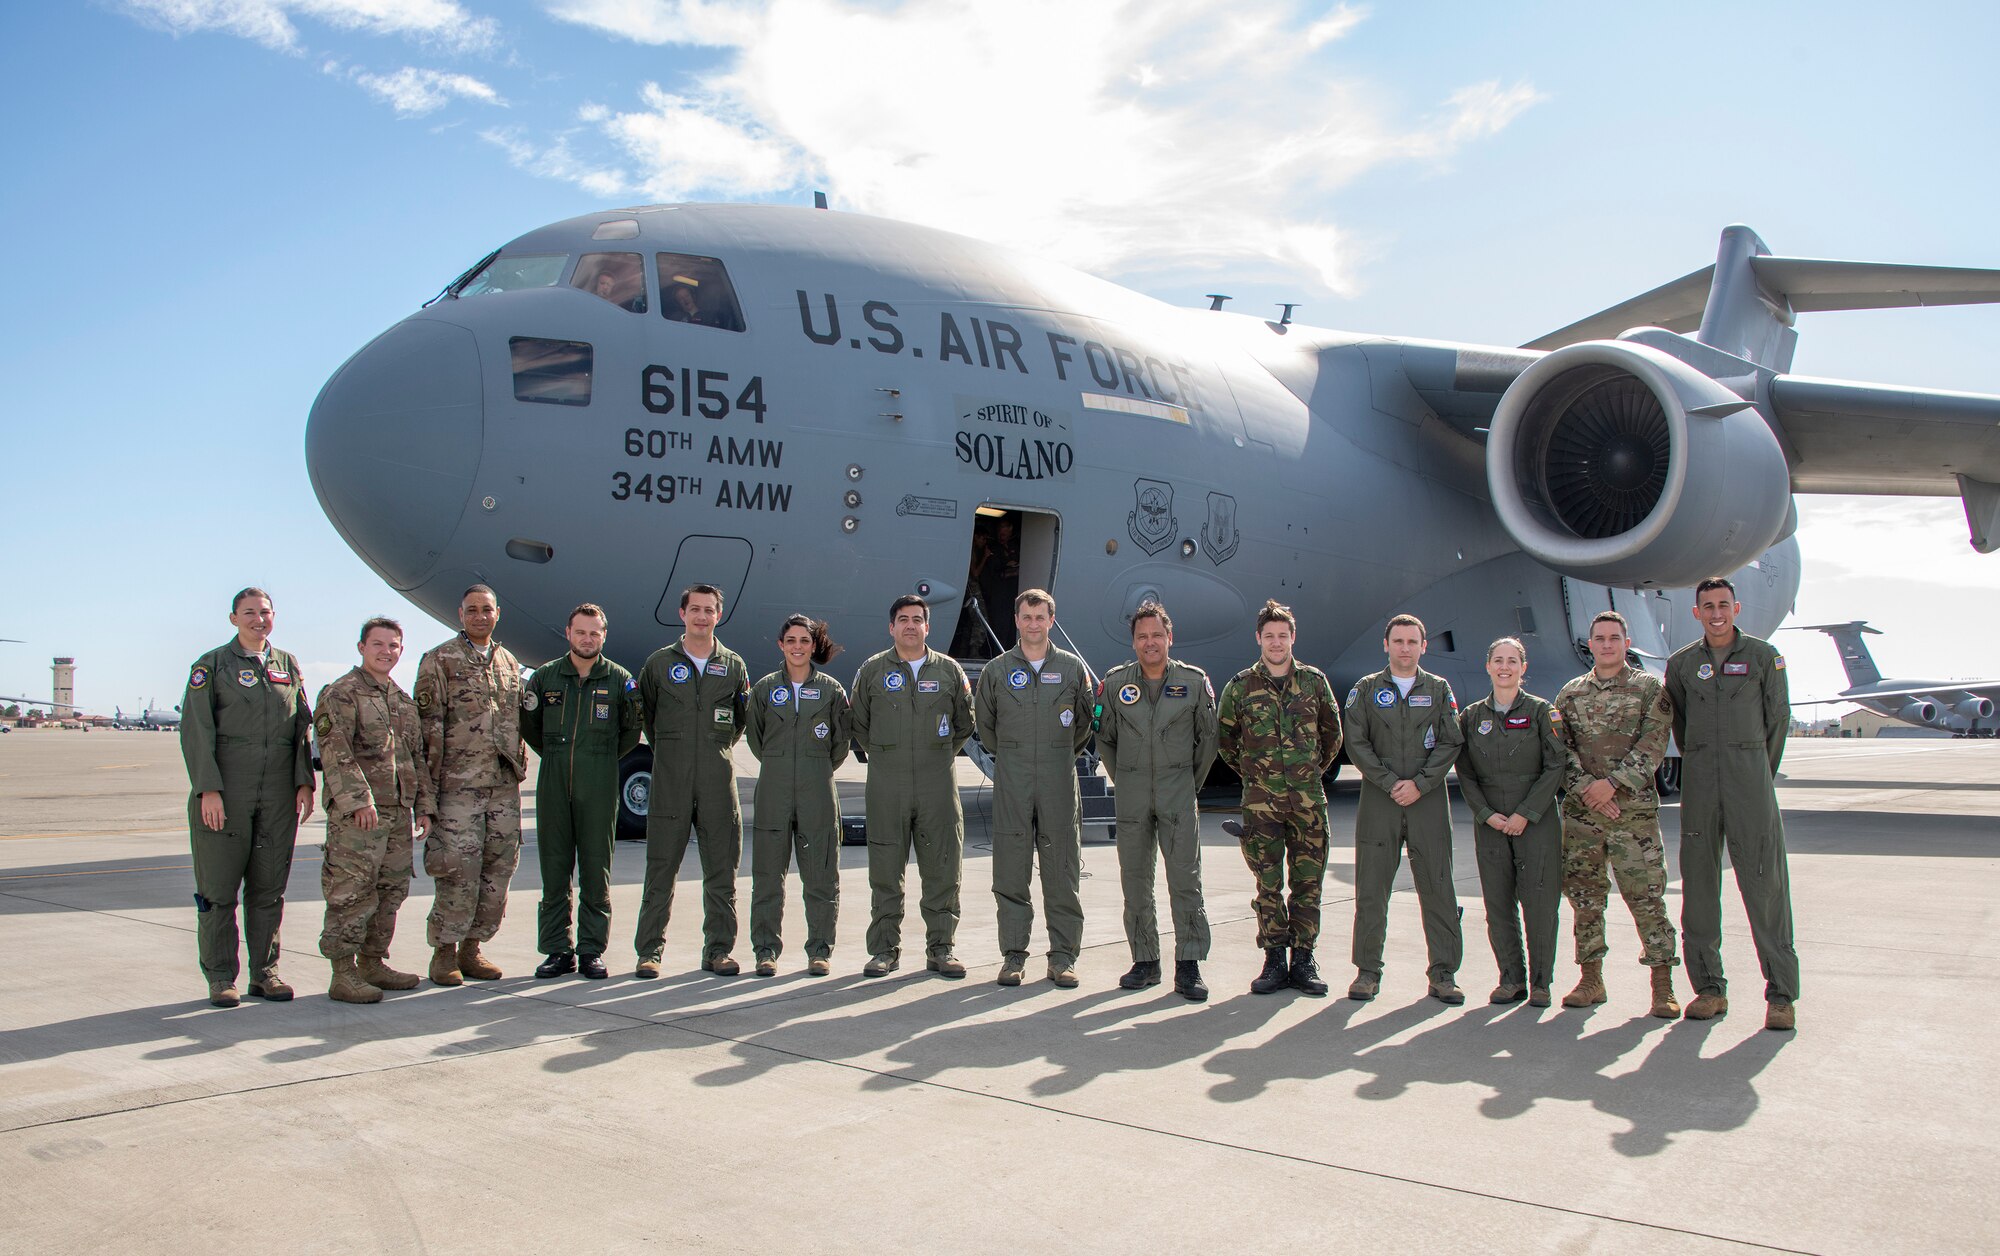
[415,633,526,947]
[1455,691,1565,989]
[974,644,1094,967]
[1666,631,1799,1003]
[1217,661,1343,949]
[850,648,974,961]
[180,640,315,988]
[521,656,644,959]
[634,638,750,964]
[1343,668,1466,982]
[314,667,431,961]
[1095,658,1219,962]
[745,669,852,963]
[1553,665,1678,969]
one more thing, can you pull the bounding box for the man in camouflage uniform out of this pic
[634,584,751,978]
[180,587,316,1007]
[1342,613,1466,1003]
[1665,577,1800,1031]
[416,585,527,986]
[851,596,975,978]
[1096,601,1219,1001]
[1217,600,1343,997]
[1554,610,1681,1017]
[974,589,1094,988]
[523,603,644,980]
[316,617,432,1004]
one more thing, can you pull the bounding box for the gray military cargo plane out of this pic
[306,205,2000,829]
[1792,620,1999,736]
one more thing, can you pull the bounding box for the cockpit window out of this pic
[592,220,640,240]
[458,253,568,298]
[510,337,592,406]
[572,252,647,313]
[657,252,746,332]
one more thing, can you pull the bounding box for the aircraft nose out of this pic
[307,319,482,590]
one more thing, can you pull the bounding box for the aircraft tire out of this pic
[616,747,652,842]
[1655,756,1682,798]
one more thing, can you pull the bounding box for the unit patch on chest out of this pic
[1008,669,1029,690]
[544,690,564,707]
[884,672,905,691]
[1696,663,1714,681]
[238,669,259,688]
[670,663,692,684]
[814,722,829,739]
[1118,684,1141,705]
[770,686,791,706]
[1477,719,1493,735]
[595,703,610,721]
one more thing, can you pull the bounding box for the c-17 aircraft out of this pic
[1792,621,1998,736]
[306,204,2000,826]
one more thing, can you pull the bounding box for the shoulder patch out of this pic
[1773,654,1786,670]
[314,713,332,739]
[189,664,210,690]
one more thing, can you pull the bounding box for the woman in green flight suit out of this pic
[746,615,853,976]
[1455,637,1567,1007]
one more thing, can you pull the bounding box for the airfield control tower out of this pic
[51,658,74,718]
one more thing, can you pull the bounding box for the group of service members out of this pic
[180,578,1799,1031]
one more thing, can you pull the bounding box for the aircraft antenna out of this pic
[1277,303,1299,325]
[1205,294,1230,311]
[813,191,829,210]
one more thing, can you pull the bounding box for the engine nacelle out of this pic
[1487,339,1793,587]
[1953,696,1995,722]
[1899,700,1941,726]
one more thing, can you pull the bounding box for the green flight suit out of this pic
[850,648,974,960]
[635,638,750,964]
[1096,658,1219,963]
[1666,630,1799,1004]
[746,669,852,962]
[1343,668,1465,982]
[974,644,1094,965]
[179,640,315,987]
[1455,692,1565,988]
[522,655,644,958]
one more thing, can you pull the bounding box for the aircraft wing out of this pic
[1526,257,2000,352]
[1793,681,2000,707]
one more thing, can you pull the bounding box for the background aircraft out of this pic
[305,205,2000,827]
[1792,621,1998,736]
[113,703,182,732]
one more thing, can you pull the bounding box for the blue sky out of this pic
[3,0,1996,712]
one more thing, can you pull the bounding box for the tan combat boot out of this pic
[1765,1001,1796,1032]
[457,940,502,980]
[430,944,464,986]
[359,954,420,991]
[1648,965,1681,1019]
[329,956,384,1004]
[1562,961,1607,1008]
[1684,992,1729,1020]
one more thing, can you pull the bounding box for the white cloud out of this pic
[523,0,1541,294]
[353,65,504,115]
[121,0,498,53]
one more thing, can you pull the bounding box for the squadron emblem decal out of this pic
[1201,492,1240,564]
[1127,478,1177,556]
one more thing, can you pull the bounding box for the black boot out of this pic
[1174,960,1209,1002]
[1288,947,1328,997]
[1119,960,1162,989]
[1250,947,1291,995]
[534,952,576,979]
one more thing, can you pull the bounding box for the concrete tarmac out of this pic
[1,730,1995,1253]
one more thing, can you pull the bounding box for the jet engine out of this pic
[1899,700,1941,726]
[1953,696,1994,722]
[1486,339,1793,587]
